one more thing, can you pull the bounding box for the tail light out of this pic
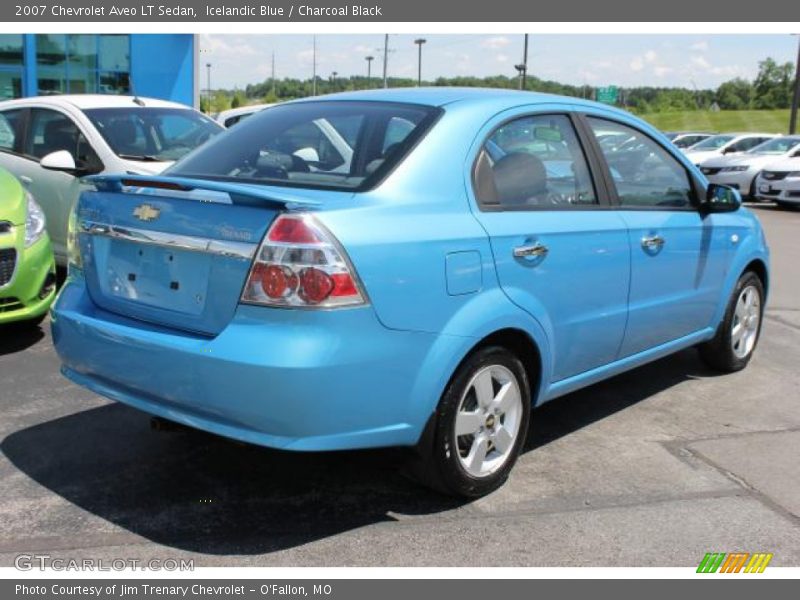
[241,213,367,308]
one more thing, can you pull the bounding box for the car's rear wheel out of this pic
[409,346,530,498]
[699,271,764,372]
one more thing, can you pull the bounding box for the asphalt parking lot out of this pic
[1,203,799,568]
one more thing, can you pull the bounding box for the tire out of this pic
[699,271,764,373]
[408,346,531,498]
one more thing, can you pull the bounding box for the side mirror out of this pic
[702,183,741,213]
[40,150,82,174]
[722,147,738,154]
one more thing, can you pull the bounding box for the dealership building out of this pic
[0,34,198,107]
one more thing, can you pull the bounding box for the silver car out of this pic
[0,95,222,264]
[699,136,800,199]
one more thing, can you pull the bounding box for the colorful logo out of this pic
[697,552,773,573]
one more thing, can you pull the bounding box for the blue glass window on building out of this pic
[0,35,24,100]
[36,34,130,96]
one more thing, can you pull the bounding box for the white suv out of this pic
[0,95,223,264]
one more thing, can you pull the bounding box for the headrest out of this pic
[493,152,547,205]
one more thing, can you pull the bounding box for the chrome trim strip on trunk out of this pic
[79,221,257,261]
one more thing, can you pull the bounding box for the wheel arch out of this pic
[410,325,547,450]
[744,258,769,296]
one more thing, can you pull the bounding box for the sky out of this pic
[199,34,798,91]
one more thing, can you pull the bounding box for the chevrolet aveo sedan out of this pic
[52,89,770,497]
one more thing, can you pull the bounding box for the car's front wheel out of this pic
[699,271,764,372]
[409,346,531,498]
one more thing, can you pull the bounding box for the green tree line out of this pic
[202,57,796,116]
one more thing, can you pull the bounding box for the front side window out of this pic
[474,113,597,209]
[25,108,102,171]
[587,117,693,209]
[26,108,80,159]
[169,101,439,190]
[691,135,734,151]
[729,137,770,153]
[84,107,222,162]
[748,137,800,155]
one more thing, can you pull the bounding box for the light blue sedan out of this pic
[52,88,769,497]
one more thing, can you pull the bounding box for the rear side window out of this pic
[587,117,693,209]
[474,113,597,210]
[0,109,23,152]
[169,101,440,191]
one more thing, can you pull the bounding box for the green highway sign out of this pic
[596,86,619,105]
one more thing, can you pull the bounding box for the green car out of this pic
[0,168,56,327]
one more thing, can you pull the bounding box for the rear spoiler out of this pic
[84,174,322,210]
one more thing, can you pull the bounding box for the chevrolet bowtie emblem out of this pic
[133,204,161,222]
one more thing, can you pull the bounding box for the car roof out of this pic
[0,94,190,111]
[294,86,633,115]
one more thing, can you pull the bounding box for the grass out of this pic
[640,109,792,134]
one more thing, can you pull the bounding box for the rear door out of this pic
[583,116,730,357]
[471,111,631,382]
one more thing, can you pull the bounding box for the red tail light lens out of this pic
[242,214,367,308]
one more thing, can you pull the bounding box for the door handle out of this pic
[513,242,549,258]
[19,175,32,186]
[641,235,665,250]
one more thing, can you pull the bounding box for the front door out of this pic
[585,116,730,357]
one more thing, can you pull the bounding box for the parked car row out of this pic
[663,131,800,208]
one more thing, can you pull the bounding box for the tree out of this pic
[230,91,245,109]
[753,58,794,109]
[716,78,753,110]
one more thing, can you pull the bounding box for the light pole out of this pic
[205,63,212,110]
[365,55,374,88]
[382,34,389,89]
[514,64,526,90]
[414,38,427,86]
[790,34,800,135]
[331,71,338,92]
[312,35,317,96]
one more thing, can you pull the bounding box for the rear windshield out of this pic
[84,107,223,163]
[168,101,441,191]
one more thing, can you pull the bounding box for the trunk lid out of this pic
[77,174,324,336]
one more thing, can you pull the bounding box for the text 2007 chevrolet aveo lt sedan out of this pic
[52,89,770,497]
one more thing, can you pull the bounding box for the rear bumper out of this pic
[0,235,56,325]
[52,275,448,451]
